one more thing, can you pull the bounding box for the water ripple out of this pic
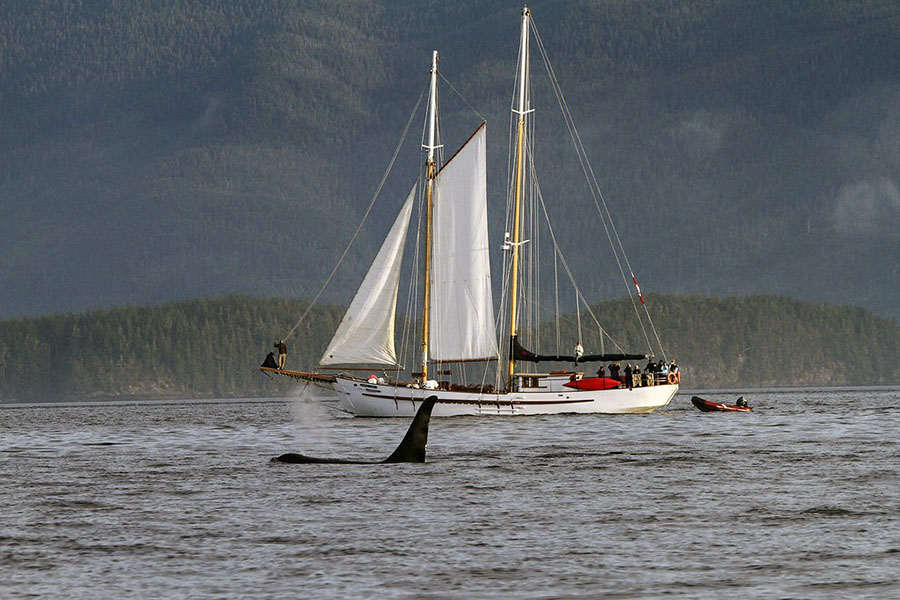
[2,388,899,598]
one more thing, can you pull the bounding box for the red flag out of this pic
[632,273,645,305]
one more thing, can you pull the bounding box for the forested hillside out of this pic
[0,296,342,401]
[547,295,900,388]
[1,294,897,402]
[2,1,900,320]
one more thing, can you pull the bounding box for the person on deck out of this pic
[275,339,287,369]
[623,364,633,389]
[657,359,668,383]
[610,362,621,381]
[596,365,606,378]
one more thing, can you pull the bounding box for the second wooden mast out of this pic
[508,6,531,390]
[421,50,440,384]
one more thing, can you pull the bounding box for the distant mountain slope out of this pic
[1,294,896,402]
[1,1,899,319]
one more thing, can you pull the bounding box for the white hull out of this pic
[334,376,678,417]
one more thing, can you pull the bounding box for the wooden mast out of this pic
[508,6,530,390]
[421,50,440,383]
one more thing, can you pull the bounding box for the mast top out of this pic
[514,6,530,117]
[423,50,441,156]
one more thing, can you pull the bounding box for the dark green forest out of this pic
[0,296,343,401]
[1,294,897,402]
[2,1,900,322]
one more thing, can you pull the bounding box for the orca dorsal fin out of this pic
[381,396,437,463]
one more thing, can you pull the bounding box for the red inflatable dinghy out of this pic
[691,396,752,412]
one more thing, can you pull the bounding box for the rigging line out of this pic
[640,299,668,362]
[529,117,541,349]
[496,223,514,390]
[538,32,664,358]
[502,34,525,348]
[531,20,659,354]
[397,175,424,377]
[405,181,425,378]
[575,289,582,344]
[534,171,627,354]
[504,110,518,252]
[554,248,560,354]
[283,85,428,342]
[531,169,628,355]
[576,287,630,355]
[496,106,518,385]
[526,78,537,347]
[439,72,486,123]
[548,304,624,356]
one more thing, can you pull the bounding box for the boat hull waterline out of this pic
[335,377,678,417]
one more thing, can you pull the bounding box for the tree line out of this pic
[0,296,342,401]
[0,294,897,402]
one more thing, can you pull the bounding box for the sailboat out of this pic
[264,7,680,416]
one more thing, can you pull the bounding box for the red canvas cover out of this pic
[563,377,622,391]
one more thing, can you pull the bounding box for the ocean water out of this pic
[2,387,899,599]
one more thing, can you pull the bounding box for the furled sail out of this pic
[429,123,499,362]
[511,336,647,364]
[319,186,415,366]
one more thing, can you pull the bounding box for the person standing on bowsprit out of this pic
[274,339,287,369]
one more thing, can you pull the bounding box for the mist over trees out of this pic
[1,1,899,322]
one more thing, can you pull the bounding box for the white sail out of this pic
[429,123,499,361]
[319,186,415,366]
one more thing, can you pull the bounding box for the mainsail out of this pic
[319,186,415,366]
[429,123,499,362]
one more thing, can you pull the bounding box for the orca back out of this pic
[271,453,372,464]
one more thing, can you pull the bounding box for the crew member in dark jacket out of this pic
[275,339,287,369]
